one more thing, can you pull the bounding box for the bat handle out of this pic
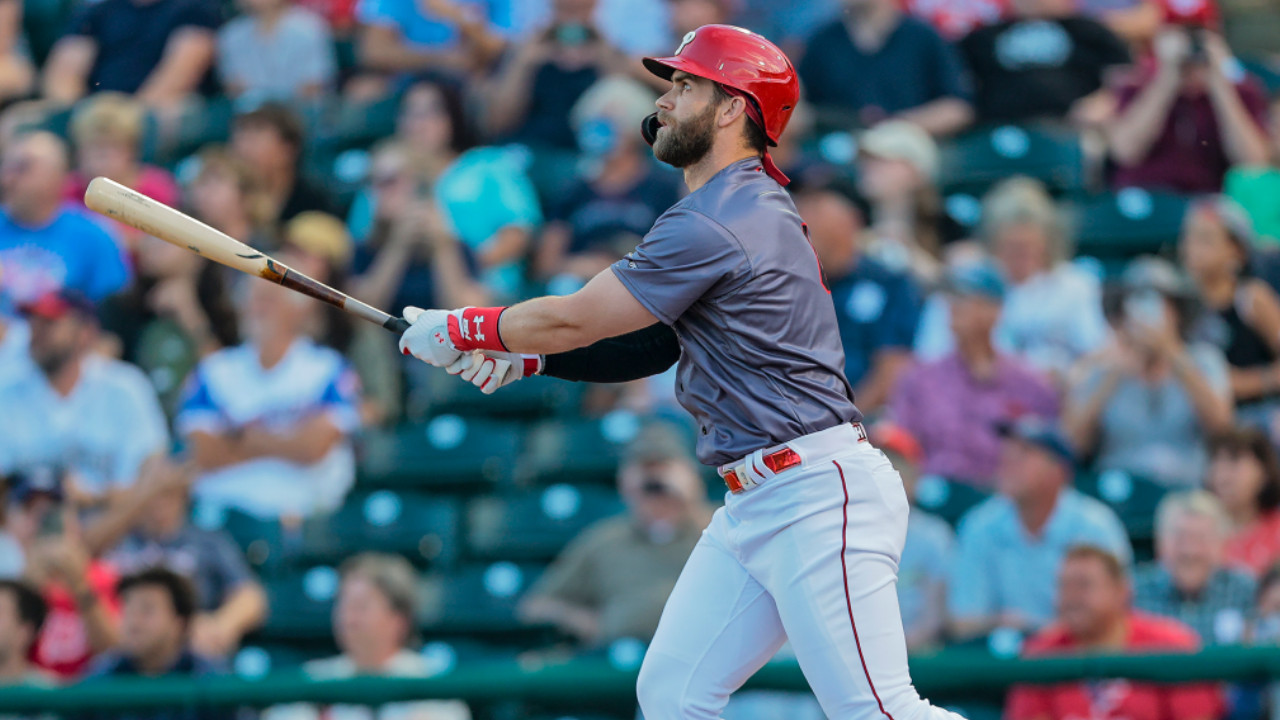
[383,315,412,334]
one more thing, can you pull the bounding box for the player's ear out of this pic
[718,96,746,130]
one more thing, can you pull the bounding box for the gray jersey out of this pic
[612,157,861,466]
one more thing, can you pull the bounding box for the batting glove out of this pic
[452,351,542,394]
[399,307,472,372]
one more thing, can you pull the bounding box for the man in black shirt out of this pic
[959,0,1130,125]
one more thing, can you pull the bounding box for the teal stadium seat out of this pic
[1075,469,1169,544]
[196,505,291,574]
[912,475,991,527]
[1067,189,1191,265]
[359,415,523,489]
[296,490,461,569]
[260,565,343,640]
[466,484,625,562]
[417,563,546,636]
[416,363,582,420]
[520,414,643,485]
[937,124,1085,196]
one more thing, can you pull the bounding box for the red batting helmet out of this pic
[642,24,799,147]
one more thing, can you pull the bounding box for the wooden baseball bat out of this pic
[84,176,410,334]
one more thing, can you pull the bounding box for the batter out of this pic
[399,24,964,720]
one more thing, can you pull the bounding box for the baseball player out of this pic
[399,24,964,720]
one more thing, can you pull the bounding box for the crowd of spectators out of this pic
[1,0,1280,717]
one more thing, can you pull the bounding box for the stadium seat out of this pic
[418,563,546,636]
[912,475,991,527]
[1067,189,1192,264]
[358,415,524,490]
[260,566,343,640]
[466,484,625,563]
[296,490,462,569]
[1075,469,1169,543]
[520,413,648,486]
[415,364,583,420]
[937,124,1085,196]
[196,505,293,574]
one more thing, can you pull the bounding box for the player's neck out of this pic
[683,147,759,193]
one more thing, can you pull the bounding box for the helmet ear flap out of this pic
[641,113,661,146]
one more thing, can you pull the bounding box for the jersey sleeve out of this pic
[317,360,362,434]
[175,366,229,437]
[610,208,748,325]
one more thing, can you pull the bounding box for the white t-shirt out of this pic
[0,317,36,390]
[264,650,471,720]
[176,339,361,519]
[0,355,169,498]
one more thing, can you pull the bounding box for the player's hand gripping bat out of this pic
[84,176,410,334]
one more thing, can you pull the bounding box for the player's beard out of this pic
[652,104,716,168]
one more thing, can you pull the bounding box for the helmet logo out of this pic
[675,30,696,55]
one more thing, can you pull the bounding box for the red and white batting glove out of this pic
[452,351,542,394]
[398,306,472,372]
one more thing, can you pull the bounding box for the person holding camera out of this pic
[516,423,711,647]
[1106,18,1270,193]
[1063,257,1235,488]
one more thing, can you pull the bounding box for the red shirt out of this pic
[1006,612,1225,720]
[64,166,181,250]
[33,561,120,679]
[1224,510,1280,577]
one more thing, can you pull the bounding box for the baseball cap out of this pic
[7,466,65,505]
[858,120,939,182]
[19,289,96,321]
[869,421,922,466]
[945,260,1006,301]
[624,422,695,467]
[997,417,1076,470]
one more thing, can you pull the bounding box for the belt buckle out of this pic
[721,462,757,494]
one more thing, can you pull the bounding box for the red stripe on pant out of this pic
[834,460,896,720]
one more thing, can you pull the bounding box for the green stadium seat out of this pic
[296,490,461,568]
[912,476,991,527]
[418,563,546,635]
[358,415,523,490]
[260,566,342,640]
[1067,189,1191,262]
[466,484,625,562]
[938,124,1084,196]
[1075,469,1169,543]
[195,505,291,574]
[415,364,583,420]
[521,414,642,486]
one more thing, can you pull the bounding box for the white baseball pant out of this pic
[637,423,966,720]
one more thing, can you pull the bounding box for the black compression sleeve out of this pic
[542,322,680,383]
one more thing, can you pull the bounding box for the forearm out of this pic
[136,33,213,105]
[948,615,995,642]
[211,583,267,638]
[1171,351,1234,432]
[1107,71,1181,166]
[853,350,912,414]
[1229,364,1280,401]
[253,416,343,464]
[1208,76,1270,166]
[73,587,119,652]
[894,98,973,137]
[360,37,467,73]
[477,226,529,268]
[518,595,599,641]
[1061,371,1123,452]
[485,64,538,135]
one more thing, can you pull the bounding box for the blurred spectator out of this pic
[794,184,921,414]
[265,553,471,720]
[64,93,182,254]
[891,261,1059,487]
[0,131,129,305]
[1252,564,1280,644]
[1077,0,1162,46]
[533,76,680,289]
[176,247,362,521]
[485,1,631,148]
[916,178,1109,380]
[1106,25,1270,193]
[0,579,49,686]
[82,568,229,720]
[1219,0,1280,64]
[518,423,711,646]
[0,313,34,390]
[9,470,121,678]
[958,0,1131,126]
[185,147,274,250]
[1063,257,1234,488]
[870,422,953,652]
[217,0,337,106]
[230,102,336,234]
[348,78,540,300]
[949,418,1131,640]
[903,0,1006,41]
[351,0,503,99]
[1180,196,1280,422]
[295,0,358,36]
[797,0,973,136]
[40,0,219,110]
[93,472,266,659]
[505,0,675,56]
[1006,545,1225,720]
[667,0,734,37]
[1224,95,1280,246]
[0,291,169,512]
[1134,490,1256,645]
[855,120,961,284]
[0,482,21,578]
[1206,427,1280,577]
[0,0,34,107]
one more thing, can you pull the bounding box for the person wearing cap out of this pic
[958,0,1131,126]
[797,0,974,136]
[794,183,922,414]
[0,290,170,510]
[0,131,130,305]
[1179,196,1280,421]
[1063,256,1234,488]
[1105,14,1269,193]
[914,177,1109,381]
[264,553,471,720]
[949,418,1132,641]
[869,422,954,652]
[1133,490,1256,645]
[1005,545,1224,720]
[891,260,1060,487]
[518,423,711,646]
[856,119,965,285]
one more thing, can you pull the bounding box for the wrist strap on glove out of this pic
[448,307,509,352]
[522,354,543,377]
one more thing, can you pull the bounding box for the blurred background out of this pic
[1,0,1280,717]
